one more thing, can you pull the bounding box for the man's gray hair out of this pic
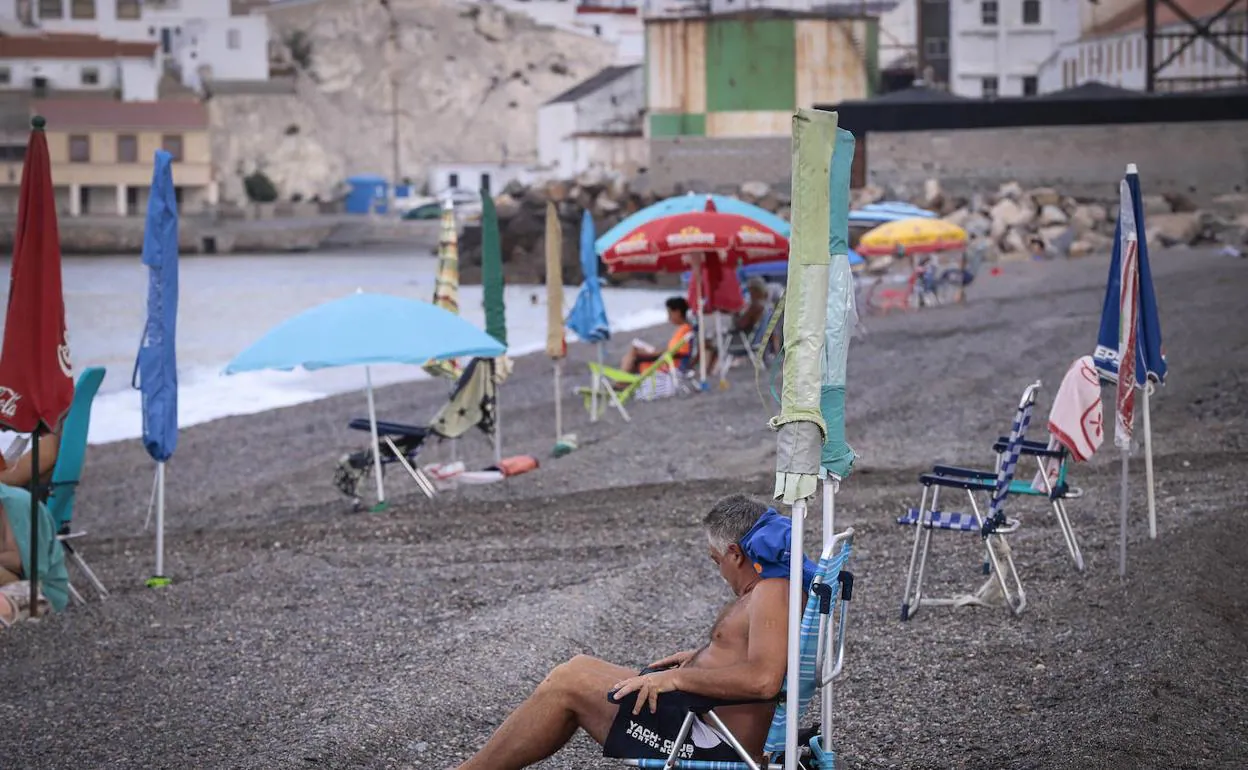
[704,494,770,554]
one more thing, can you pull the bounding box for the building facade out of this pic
[0,98,215,215]
[537,64,645,179]
[947,0,1082,98]
[2,0,270,92]
[0,32,159,101]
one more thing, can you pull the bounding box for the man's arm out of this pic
[670,580,789,700]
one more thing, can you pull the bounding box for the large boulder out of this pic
[1039,204,1068,226]
[740,180,771,201]
[1146,212,1202,246]
[1027,187,1061,207]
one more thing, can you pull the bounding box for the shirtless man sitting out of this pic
[454,495,797,769]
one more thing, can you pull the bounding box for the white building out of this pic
[472,0,643,64]
[0,31,159,101]
[537,64,645,180]
[426,162,537,198]
[948,0,1083,97]
[1038,0,1248,93]
[1,0,270,93]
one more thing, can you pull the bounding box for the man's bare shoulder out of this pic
[749,578,791,604]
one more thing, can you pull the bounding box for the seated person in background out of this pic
[0,498,21,586]
[733,278,770,334]
[619,297,693,375]
[454,495,811,770]
[0,426,60,490]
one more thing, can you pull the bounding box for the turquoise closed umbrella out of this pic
[223,292,505,510]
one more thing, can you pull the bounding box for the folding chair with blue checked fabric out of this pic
[610,529,855,770]
[898,382,1041,620]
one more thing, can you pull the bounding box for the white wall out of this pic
[427,163,536,195]
[118,56,158,100]
[877,0,916,71]
[1037,13,1248,94]
[0,56,125,93]
[950,0,1082,97]
[537,102,576,176]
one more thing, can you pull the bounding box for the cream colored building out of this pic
[0,97,216,216]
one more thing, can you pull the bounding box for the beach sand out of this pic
[1,249,1245,770]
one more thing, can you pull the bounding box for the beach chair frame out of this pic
[42,367,109,604]
[578,331,696,423]
[898,382,1042,620]
[608,529,856,770]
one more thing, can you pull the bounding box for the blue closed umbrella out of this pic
[224,292,505,509]
[565,210,612,421]
[132,149,178,588]
[595,193,790,256]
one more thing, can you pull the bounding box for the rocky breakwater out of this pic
[874,179,1248,261]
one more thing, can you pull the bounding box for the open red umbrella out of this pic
[602,198,788,274]
[0,116,74,617]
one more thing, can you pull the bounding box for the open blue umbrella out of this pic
[595,192,790,256]
[739,249,863,283]
[566,210,611,421]
[132,149,178,588]
[1093,163,1167,559]
[224,292,505,509]
[848,200,937,227]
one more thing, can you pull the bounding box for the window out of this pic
[162,135,184,162]
[38,0,62,19]
[117,134,137,163]
[70,0,95,19]
[448,172,459,188]
[0,67,9,86]
[923,37,948,60]
[481,173,491,193]
[227,29,241,50]
[69,134,90,163]
[1022,0,1040,25]
[981,76,998,98]
[117,0,140,19]
[81,67,99,86]
[1127,37,1133,69]
[980,0,998,26]
[1022,76,1038,96]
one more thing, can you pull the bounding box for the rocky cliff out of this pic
[207,0,614,204]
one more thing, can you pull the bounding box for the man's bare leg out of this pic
[456,655,633,770]
[620,347,640,373]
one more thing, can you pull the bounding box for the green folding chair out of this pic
[576,331,695,422]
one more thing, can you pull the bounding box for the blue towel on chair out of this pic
[740,509,817,593]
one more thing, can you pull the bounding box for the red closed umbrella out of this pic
[0,116,75,617]
[602,198,788,275]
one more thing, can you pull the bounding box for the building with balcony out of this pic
[2,0,271,93]
[0,30,160,101]
[0,97,215,216]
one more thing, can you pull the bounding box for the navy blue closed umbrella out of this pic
[132,149,179,588]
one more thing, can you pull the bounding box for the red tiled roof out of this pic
[31,99,209,130]
[0,32,158,60]
[1089,0,1247,37]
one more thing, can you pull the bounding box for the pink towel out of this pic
[1048,355,1104,462]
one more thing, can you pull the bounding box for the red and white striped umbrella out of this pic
[1114,232,1140,451]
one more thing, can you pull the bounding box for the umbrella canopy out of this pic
[857,217,968,256]
[480,192,508,347]
[773,108,838,506]
[223,292,506,374]
[848,201,937,226]
[544,202,565,359]
[566,210,611,343]
[0,116,74,436]
[1094,166,1166,386]
[595,192,790,255]
[603,198,789,274]
[687,256,746,315]
[821,128,858,482]
[133,149,180,464]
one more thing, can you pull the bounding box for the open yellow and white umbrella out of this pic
[856,216,967,257]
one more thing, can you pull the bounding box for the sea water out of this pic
[0,250,671,446]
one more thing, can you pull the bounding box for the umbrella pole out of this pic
[823,476,835,535]
[364,366,387,511]
[154,463,166,580]
[493,365,503,466]
[696,260,706,386]
[1143,383,1157,539]
[784,498,807,769]
[28,430,39,619]
[554,359,563,442]
[1118,450,1129,576]
[591,342,605,422]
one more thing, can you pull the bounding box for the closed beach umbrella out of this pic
[480,190,507,463]
[565,210,611,421]
[223,292,505,510]
[856,217,968,257]
[0,116,75,617]
[423,197,462,379]
[544,202,567,449]
[132,149,180,588]
[821,128,858,496]
[595,192,791,256]
[771,107,839,770]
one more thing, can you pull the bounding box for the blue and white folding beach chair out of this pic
[898,382,1041,619]
[608,528,855,770]
[45,366,109,604]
